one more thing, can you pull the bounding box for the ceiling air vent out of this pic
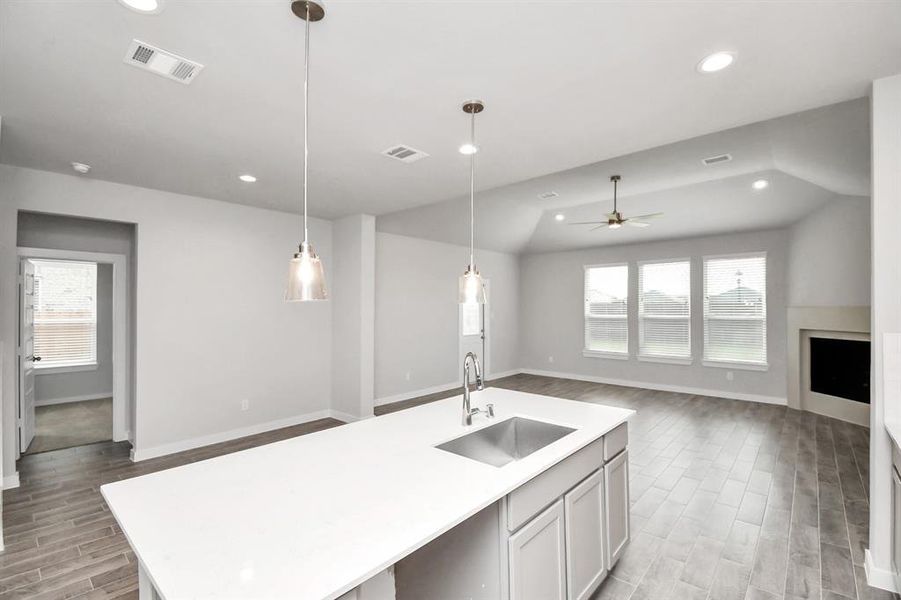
[382,145,429,164]
[124,40,204,85]
[702,153,733,166]
[538,191,559,200]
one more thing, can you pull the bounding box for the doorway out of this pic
[459,280,489,377]
[17,249,129,456]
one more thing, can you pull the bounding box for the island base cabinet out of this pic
[509,499,567,600]
[604,450,630,569]
[564,470,606,600]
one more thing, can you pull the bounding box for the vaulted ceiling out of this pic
[0,1,898,224]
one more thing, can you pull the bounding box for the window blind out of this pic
[703,254,767,365]
[584,265,628,355]
[638,260,691,359]
[32,260,98,369]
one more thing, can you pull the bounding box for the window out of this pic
[32,260,98,369]
[638,260,691,361]
[703,254,767,367]
[584,264,628,356]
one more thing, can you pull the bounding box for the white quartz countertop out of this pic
[101,388,634,600]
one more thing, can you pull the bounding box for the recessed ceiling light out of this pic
[555,214,565,222]
[117,0,163,14]
[239,174,257,183]
[458,143,478,155]
[752,179,769,190]
[71,162,91,174]
[697,51,735,73]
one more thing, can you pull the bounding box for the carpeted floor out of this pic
[25,397,113,454]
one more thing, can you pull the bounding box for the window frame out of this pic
[31,259,99,372]
[582,262,630,360]
[636,257,692,364]
[702,251,769,371]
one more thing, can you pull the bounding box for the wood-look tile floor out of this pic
[0,373,892,600]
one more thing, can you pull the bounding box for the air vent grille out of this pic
[702,153,733,166]
[538,191,559,200]
[124,40,204,85]
[382,145,429,163]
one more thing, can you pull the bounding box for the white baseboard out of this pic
[329,409,367,423]
[374,370,524,408]
[3,472,20,490]
[865,549,898,592]
[35,392,113,407]
[131,409,336,462]
[520,368,787,406]
[375,381,460,407]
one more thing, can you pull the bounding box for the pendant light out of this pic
[459,100,486,305]
[286,0,327,301]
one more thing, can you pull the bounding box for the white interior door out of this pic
[459,281,488,376]
[18,259,38,454]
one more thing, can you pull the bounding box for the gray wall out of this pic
[519,229,790,402]
[787,196,871,307]
[32,263,113,404]
[374,232,520,401]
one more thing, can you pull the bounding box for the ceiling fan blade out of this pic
[625,220,650,228]
[628,212,664,220]
[568,221,606,226]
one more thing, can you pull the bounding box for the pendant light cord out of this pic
[613,177,618,213]
[469,109,475,268]
[302,7,311,244]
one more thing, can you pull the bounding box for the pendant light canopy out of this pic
[459,100,486,305]
[286,0,327,302]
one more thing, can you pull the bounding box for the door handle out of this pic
[26,355,41,362]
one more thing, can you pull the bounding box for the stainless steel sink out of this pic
[435,417,576,467]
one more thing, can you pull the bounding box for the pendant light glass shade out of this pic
[459,265,486,305]
[286,241,327,301]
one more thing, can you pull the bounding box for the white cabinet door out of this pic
[564,469,606,600]
[509,499,566,600]
[604,450,630,569]
[892,466,901,592]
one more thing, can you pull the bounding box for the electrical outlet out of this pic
[548,356,554,364]
[726,371,734,382]
[241,399,250,411]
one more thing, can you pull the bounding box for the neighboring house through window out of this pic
[32,260,98,369]
[703,253,767,367]
[638,260,691,362]
[584,264,628,356]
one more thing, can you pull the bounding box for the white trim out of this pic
[637,354,693,366]
[701,250,768,262]
[18,247,130,445]
[520,368,787,406]
[865,549,898,593]
[131,409,337,462]
[583,350,629,360]
[329,409,363,423]
[35,392,112,407]
[3,472,20,490]
[374,370,523,408]
[702,359,769,372]
[375,381,459,407]
[35,363,98,375]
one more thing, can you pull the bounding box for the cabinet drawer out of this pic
[507,437,604,532]
[604,423,628,462]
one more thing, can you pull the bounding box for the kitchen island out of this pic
[101,388,634,600]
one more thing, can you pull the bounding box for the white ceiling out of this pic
[0,1,898,220]
[377,98,870,253]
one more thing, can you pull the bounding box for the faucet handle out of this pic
[486,403,495,418]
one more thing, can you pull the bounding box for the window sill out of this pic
[637,355,693,366]
[34,363,98,375]
[583,350,629,360]
[703,360,769,372]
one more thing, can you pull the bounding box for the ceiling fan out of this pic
[570,175,663,230]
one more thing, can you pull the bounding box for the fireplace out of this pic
[809,337,870,404]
